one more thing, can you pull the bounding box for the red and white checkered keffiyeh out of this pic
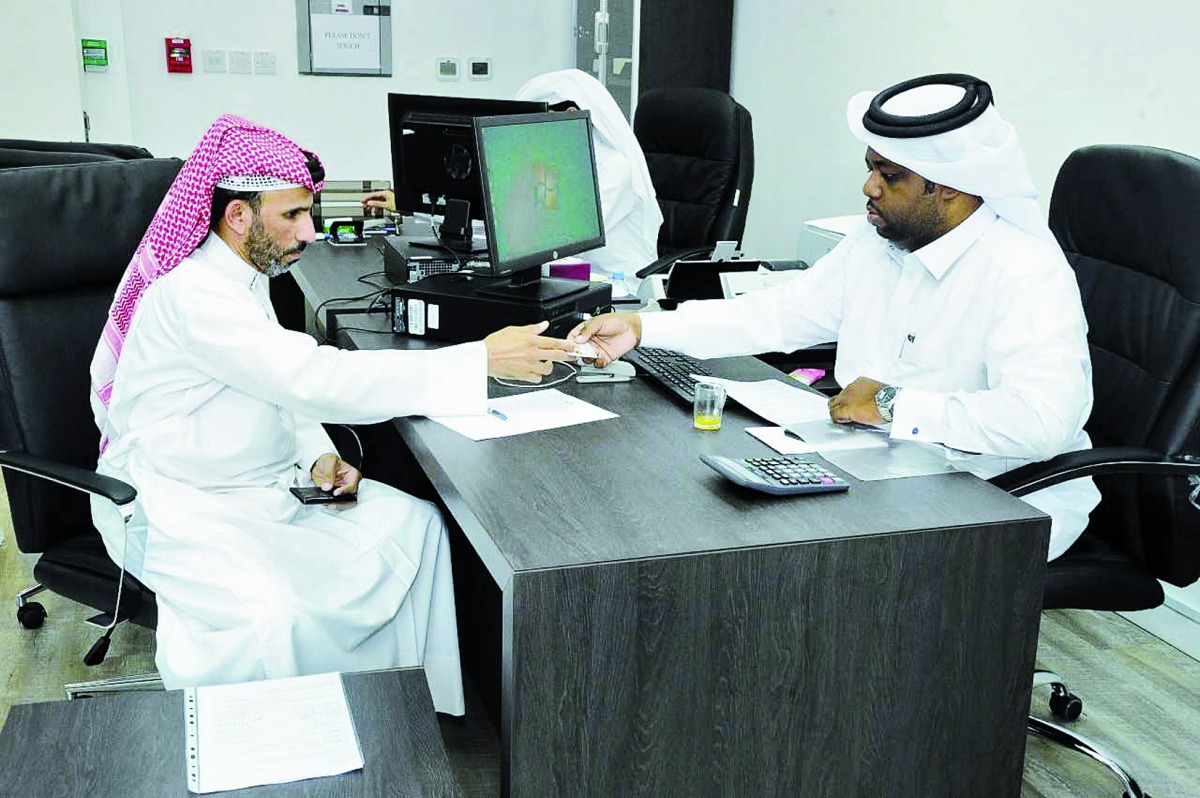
[90,114,324,452]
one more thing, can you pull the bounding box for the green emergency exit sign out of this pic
[82,39,109,71]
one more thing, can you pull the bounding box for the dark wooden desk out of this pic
[291,243,1050,797]
[0,668,457,797]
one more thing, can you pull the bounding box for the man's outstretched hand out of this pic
[485,321,574,382]
[567,312,642,368]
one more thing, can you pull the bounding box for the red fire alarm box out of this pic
[165,37,192,73]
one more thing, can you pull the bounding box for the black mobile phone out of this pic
[289,486,357,504]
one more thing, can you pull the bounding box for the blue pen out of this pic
[488,407,508,421]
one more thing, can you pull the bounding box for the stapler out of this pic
[576,360,636,384]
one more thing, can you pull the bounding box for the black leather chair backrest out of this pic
[1049,145,1200,586]
[0,149,122,168]
[0,138,154,163]
[0,157,181,553]
[633,87,754,258]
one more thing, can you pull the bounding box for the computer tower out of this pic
[391,274,612,342]
[381,235,489,285]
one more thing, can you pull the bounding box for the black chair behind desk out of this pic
[0,158,181,671]
[988,144,1200,797]
[634,87,754,279]
[290,241,1053,798]
[0,138,154,168]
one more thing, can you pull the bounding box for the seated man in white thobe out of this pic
[514,68,663,294]
[571,74,1101,562]
[88,114,576,713]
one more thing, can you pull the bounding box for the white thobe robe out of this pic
[90,234,487,713]
[643,207,1101,561]
[516,70,662,292]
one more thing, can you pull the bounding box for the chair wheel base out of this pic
[17,601,47,629]
[1049,685,1083,720]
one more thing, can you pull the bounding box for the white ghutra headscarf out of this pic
[516,69,663,254]
[846,75,1053,241]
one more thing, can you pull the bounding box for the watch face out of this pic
[876,385,898,421]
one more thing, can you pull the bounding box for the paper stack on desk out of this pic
[184,672,363,794]
[429,388,618,440]
[697,375,959,479]
[691,376,833,427]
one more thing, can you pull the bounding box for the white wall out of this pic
[0,0,85,140]
[73,0,574,179]
[731,0,1200,263]
[731,0,1200,650]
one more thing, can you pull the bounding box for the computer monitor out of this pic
[473,111,606,303]
[386,93,548,238]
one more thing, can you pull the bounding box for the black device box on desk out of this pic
[381,235,490,285]
[391,275,612,343]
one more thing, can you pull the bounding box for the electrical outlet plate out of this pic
[228,49,252,75]
[253,50,276,75]
[202,49,226,73]
[467,57,492,80]
[435,57,460,80]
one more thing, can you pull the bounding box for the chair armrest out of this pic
[635,246,715,279]
[987,446,1200,497]
[0,450,136,506]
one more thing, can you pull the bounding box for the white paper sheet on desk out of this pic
[429,388,617,440]
[746,424,889,455]
[691,375,831,427]
[185,672,363,794]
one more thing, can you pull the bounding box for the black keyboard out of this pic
[623,347,713,403]
[700,454,850,496]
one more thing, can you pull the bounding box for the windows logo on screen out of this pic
[533,162,559,211]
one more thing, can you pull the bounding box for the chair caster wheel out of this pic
[17,602,47,629]
[1049,686,1082,720]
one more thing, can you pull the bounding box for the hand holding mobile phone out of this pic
[290,486,357,505]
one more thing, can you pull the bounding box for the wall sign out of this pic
[81,38,108,72]
[296,0,392,76]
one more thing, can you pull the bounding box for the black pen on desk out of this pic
[488,407,508,421]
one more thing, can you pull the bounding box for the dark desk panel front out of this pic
[291,244,1049,797]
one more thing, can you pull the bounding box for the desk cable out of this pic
[492,360,579,389]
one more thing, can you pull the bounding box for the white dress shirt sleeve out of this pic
[888,258,1092,461]
[640,240,851,357]
[158,269,488,425]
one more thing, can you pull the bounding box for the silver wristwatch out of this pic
[875,384,899,423]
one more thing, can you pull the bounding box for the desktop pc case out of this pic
[391,275,612,342]
[381,235,488,284]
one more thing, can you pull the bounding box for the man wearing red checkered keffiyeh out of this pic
[87,115,573,711]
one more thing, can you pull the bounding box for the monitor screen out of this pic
[473,111,606,302]
[386,93,547,223]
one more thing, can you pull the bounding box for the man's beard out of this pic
[869,199,945,252]
[245,216,306,277]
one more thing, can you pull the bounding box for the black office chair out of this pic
[988,144,1200,797]
[633,87,754,279]
[0,138,154,169]
[0,157,181,669]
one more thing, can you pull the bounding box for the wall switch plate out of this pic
[435,57,460,80]
[228,49,252,75]
[201,48,226,73]
[467,57,492,80]
[253,50,276,75]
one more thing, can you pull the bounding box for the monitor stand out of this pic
[475,268,590,303]
[408,196,488,255]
